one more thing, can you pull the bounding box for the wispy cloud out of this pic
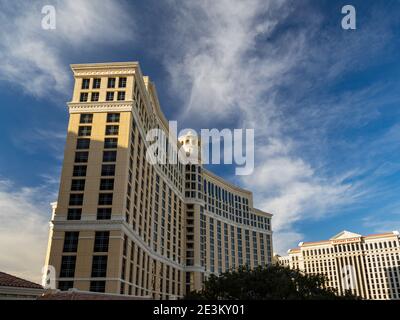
[0,179,55,283]
[163,0,296,126]
[0,0,134,98]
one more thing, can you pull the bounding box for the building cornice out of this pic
[70,62,139,77]
[67,101,134,114]
[253,208,273,218]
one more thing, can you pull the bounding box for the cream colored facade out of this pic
[278,230,400,300]
[45,61,273,299]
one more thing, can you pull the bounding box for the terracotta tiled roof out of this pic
[38,290,151,300]
[0,272,43,289]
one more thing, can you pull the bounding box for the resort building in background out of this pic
[278,230,400,300]
[44,62,273,299]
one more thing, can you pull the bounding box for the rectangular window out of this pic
[69,194,84,206]
[103,151,117,162]
[121,259,126,281]
[67,208,82,220]
[97,208,112,220]
[81,78,90,89]
[80,114,93,124]
[123,235,128,256]
[98,193,113,205]
[90,281,105,293]
[75,151,89,163]
[107,113,120,123]
[93,78,101,89]
[105,125,119,136]
[104,138,118,149]
[117,91,125,101]
[106,92,114,101]
[58,281,74,291]
[60,256,76,278]
[108,78,116,88]
[91,255,108,277]
[76,138,90,150]
[73,165,87,177]
[100,179,114,191]
[91,92,99,102]
[94,231,110,252]
[63,232,79,252]
[71,179,85,191]
[119,77,127,88]
[80,93,89,102]
[78,126,91,137]
[101,164,115,176]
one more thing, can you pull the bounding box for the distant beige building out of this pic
[44,61,273,299]
[278,230,400,300]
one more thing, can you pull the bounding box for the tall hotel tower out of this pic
[45,62,273,299]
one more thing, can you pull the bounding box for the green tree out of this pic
[184,265,359,300]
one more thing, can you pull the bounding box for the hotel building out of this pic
[278,230,400,300]
[44,62,273,299]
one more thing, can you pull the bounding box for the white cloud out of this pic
[242,153,354,250]
[164,0,294,124]
[257,180,352,231]
[0,0,134,98]
[273,231,303,256]
[0,179,54,284]
[243,156,314,190]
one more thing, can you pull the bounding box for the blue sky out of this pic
[0,0,400,282]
